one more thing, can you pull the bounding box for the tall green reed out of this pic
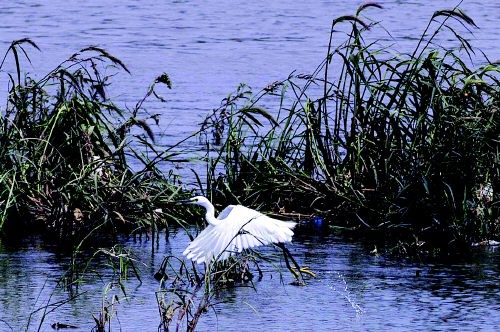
[0,39,192,242]
[198,5,499,255]
[154,246,304,331]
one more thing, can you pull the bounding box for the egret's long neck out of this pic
[202,202,220,225]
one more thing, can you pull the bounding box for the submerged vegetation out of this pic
[0,3,498,331]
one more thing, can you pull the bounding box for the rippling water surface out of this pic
[1,1,499,331]
[1,229,499,331]
[2,1,498,144]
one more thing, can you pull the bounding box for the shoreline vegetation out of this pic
[0,5,498,257]
[1,4,498,330]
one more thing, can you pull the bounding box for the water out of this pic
[1,229,499,331]
[1,0,499,331]
[1,1,498,144]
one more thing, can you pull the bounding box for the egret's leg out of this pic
[276,243,308,285]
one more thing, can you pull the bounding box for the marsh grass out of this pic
[91,282,125,332]
[154,249,302,331]
[0,41,201,326]
[155,256,241,331]
[198,5,499,255]
[0,40,192,243]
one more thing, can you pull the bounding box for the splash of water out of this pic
[330,271,364,317]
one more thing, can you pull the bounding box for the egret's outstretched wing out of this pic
[183,205,296,264]
[245,215,295,242]
[182,224,232,264]
[234,211,296,251]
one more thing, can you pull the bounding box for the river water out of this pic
[1,0,499,331]
[1,228,499,331]
[1,0,498,146]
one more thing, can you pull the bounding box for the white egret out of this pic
[180,196,296,264]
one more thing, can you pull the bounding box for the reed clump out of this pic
[154,250,300,331]
[199,5,499,255]
[0,40,188,242]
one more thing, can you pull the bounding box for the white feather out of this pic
[182,196,296,264]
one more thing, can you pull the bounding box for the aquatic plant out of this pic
[198,5,499,255]
[0,40,190,242]
[92,282,125,332]
[154,247,306,331]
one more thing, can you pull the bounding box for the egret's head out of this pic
[177,196,209,206]
[188,196,204,204]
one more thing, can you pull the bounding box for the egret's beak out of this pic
[174,199,193,204]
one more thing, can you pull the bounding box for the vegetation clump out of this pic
[199,5,499,256]
[0,40,186,242]
[0,5,497,257]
